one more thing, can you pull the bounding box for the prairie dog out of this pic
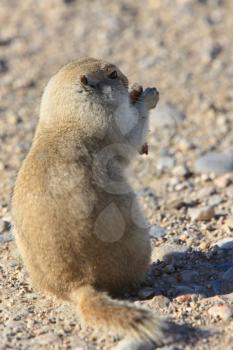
[12,58,167,344]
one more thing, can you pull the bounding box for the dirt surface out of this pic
[1,0,233,349]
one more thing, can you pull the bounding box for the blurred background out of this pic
[0,0,233,211]
[1,1,233,349]
[0,0,233,209]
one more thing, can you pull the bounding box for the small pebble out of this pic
[0,58,8,73]
[176,138,194,151]
[208,303,233,321]
[174,285,194,296]
[213,263,233,272]
[0,37,12,46]
[149,225,167,239]
[175,294,197,303]
[0,219,6,233]
[150,295,170,308]
[188,206,215,221]
[0,232,14,243]
[163,264,175,273]
[208,195,222,207]
[214,174,232,188]
[195,152,233,175]
[226,187,233,198]
[223,267,233,282]
[225,217,233,229]
[172,165,190,177]
[196,186,216,199]
[190,284,208,296]
[152,244,187,264]
[168,198,186,210]
[63,0,76,3]
[180,270,199,283]
[112,339,154,350]
[157,155,176,171]
[215,238,233,250]
[138,287,155,300]
[210,280,223,294]
[34,333,59,345]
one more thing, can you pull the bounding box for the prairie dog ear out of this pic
[80,75,88,85]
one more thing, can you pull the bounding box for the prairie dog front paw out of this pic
[129,83,143,104]
[142,87,159,110]
[129,84,159,110]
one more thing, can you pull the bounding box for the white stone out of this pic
[188,206,215,221]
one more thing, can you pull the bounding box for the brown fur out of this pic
[12,58,166,344]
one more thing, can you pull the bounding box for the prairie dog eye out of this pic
[80,75,88,85]
[108,70,118,79]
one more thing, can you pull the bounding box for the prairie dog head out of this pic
[39,58,130,139]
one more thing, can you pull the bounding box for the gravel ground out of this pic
[1,0,233,349]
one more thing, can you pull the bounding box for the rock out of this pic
[195,152,233,175]
[190,284,209,296]
[213,263,233,272]
[209,43,223,60]
[176,138,194,151]
[188,206,215,221]
[222,292,233,302]
[226,187,233,198]
[149,225,167,239]
[206,9,223,25]
[2,215,11,231]
[150,103,185,129]
[152,244,187,264]
[113,339,154,350]
[196,186,216,199]
[174,285,194,296]
[208,303,233,321]
[34,333,59,345]
[223,267,233,282]
[63,0,76,4]
[175,294,198,303]
[0,232,14,243]
[167,198,186,210]
[208,194,222,207]
[0,37,12,46]
[214,174,232,188]
[160,347,181,350]
[174,182,187,192]
[225,217,233,229]
[157,155,176,171]
[0,58,8,73]
[172,165,190,177]
[210,280,223,294]
[215,238,233,250]
[138,287,155,300]
[163,264,175,273]
[149,295,170,308]
[0,219,6,233]
[180,270,199,283]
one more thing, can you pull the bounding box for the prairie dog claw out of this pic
[140,142,149,155]
[142,87,159,110]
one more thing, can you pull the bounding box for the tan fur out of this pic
[12,58,166,344]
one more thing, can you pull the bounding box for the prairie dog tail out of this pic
[69,285,168,344]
